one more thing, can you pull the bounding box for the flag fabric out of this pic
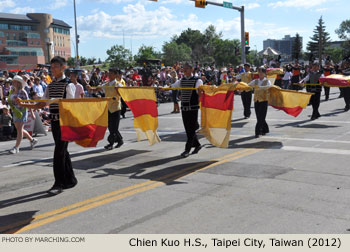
[267,68,284,75]
[118,88,160,145]
[59,99,108,147]
[268,86,313,117]
[319,74,350,87]
[199,84,235,148]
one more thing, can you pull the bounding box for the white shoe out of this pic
[30,138,38,149]
[9,147,19,154]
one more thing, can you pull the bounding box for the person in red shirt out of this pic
[132,70,142,86]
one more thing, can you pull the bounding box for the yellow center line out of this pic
[2,148,262,234]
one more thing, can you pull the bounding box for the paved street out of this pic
[1,89,350,234]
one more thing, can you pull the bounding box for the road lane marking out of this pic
[1,148,261,234]
[281,146,350,155]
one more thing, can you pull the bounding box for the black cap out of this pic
[244,63,251,67]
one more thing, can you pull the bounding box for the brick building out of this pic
[0,13,71,70]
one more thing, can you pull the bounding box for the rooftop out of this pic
[0,12,71,28]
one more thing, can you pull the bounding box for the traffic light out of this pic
[245,46,250,55]
[244,32,249,46]
[235,47,239,56]
[195,0,207,8]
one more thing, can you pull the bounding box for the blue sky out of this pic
[1,0,349,60]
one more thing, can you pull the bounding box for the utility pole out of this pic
[191,0,246,63]
[73,0,80,68]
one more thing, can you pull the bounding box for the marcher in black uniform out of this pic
[323,61,333,101]
[248,67,272,138]
[340,58,350,111]
[300,62,324,120]
[18,56,77,195]
[291,61,302,90]
[171,63,203,158]
[236,63,253,119]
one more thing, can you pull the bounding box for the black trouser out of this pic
[323,86,330,99]
[172,90,179,105]
[343,87,350,108]
[241,91,252,118]
[290,75,301,90]
[181,109,200,152]
[121,99,127,117]
[254,101,269,136]
[107,110,123,145]
[310,91,321,117]
[51,120,77,188]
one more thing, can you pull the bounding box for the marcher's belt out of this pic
[49,114,60,121]
[181,105,199,111]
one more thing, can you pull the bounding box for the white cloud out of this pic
[315,8,328,12]
[49,0,69,9]
[246,3,260,10]
[93,0,134,3]
[161,0,191,5]
[0,0,15,11]
[10,7,35,14]
[268,0,329,9]
[76,2,299,45]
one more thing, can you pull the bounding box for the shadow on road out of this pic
[73,149,150,171]
[0,211,38,234]
[0,191,50,209]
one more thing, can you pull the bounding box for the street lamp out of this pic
[73,0,79,68]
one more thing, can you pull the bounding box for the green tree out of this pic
[79,56,87,66]
[106,45,132,68]
[87,57,96,65]
[67,57,75,67]
[335,19,350,54]
[325,47,344,63]
[213,39,240,67]
[307,16,331,63]
[173,28,205,62]
[292,33,302,60]
[134,45,159,64]
[162,42,192,66]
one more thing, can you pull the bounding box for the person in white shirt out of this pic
[17,56,77,195]
[171,63,203,158]
[282,65,293,89]
[69,70,84,98]
[248,66,272,138]
[33,77,44,98]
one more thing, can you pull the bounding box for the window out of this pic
[0,31,4,37]
[30,40,33,45]
[0,23,9,29]
[0,40,2,44]
[9,25,21,30]
[37,41,40,45]
[6,33,9,40]
[13,33,16,40]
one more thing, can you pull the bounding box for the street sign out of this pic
[223,1,232,9]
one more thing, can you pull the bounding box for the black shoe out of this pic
[311,116,317,120]
[104,144,113,150]
[47,186,63,195]
[115,140,124,148]
[62,182,77,189]
[122,114,126,118]
[180,151,190,158]
[191,145,202,154]
[345,106,350,112]
[255,134,260,138]
[325,96,329,101]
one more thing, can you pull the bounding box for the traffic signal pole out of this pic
[190,0,246,63]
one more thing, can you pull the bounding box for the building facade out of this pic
[263,35,303,61]
[0,13,71,70]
